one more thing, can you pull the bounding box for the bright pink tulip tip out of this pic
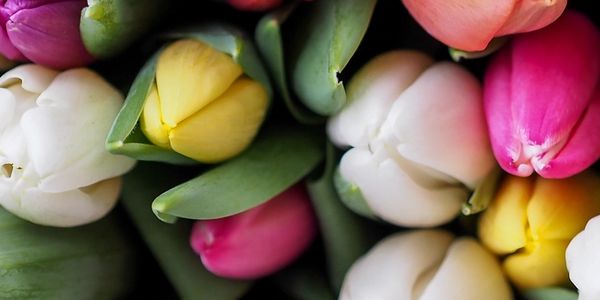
[227,0,283,11]
[190,184,317,279]
[0,0,94,69]
[484,11,600,179]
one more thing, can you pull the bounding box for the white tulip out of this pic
[566,215,600,300]
[328,50,494,227]
[340,230,513,300]
[0,65,136,227]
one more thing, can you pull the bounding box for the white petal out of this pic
[327,51,433,148]
[339,147,465,227]
[379,62,494,189]
[0,64,57,93]
[420,237,512,300]
[566,216,600,299]
[340,230,453,300]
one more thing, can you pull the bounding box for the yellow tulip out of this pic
[478,171,600,289]
[140,39,269,163]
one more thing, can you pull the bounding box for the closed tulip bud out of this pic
[566,216,600,300]
[484,11,600,178]
[478,171,600,289]
[402,0,567,51]
[189,184,317,279]
[140,39,269,163]
[0,0,94,69]
[227,0,282,11]
[340,230,512,300]
[0,65,135,227]
[327,50,494,227]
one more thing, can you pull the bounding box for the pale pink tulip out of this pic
[190,184,317,279]
[484,11,600,178]
[402,0,567,51]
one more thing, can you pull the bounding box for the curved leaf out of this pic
[152,127,324,222]
[255,4,325,124]
[122,162,252,300]
[81,0,166,58]
[524,287,578,300]
[462,166,503,215]
[290,0,377,116]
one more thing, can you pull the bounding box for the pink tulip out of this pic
[402,0,567,51]
[227,0,282,11]
[0,0,94,69]
[190,184,317,279]
[484,11,600,179]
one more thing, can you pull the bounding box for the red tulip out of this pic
[190,184,317,279]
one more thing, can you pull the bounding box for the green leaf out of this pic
[106,25,272,164]
[524,287,578,300]
[0,210,134,299]
[333,166,377,220]
[81,0,166,58]
[152,127,324,222]
[462,166,503,215]
[255,4,325,124]
[307,142,379,292]
[290,0,377,116]
[121,162,251,300]
[276,266,336,300]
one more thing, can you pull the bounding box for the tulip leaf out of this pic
[290,0,376,115]
[276,266,336,300]
[524,287,578,300]
[307,142,380,292]
[462,167,503,215]
[122,162,252,300]
[255,4,325,124]
[80,0,165,58]
[152,127,324,223]
[0,209,134,299]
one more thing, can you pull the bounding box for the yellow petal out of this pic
[478,175,532,255]
[169,77,268,163]
[156,39,243,127]
[528,170,600,241]
[503,239,569,289]
[140,82,171,149]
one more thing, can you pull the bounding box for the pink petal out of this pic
[190,184,317,279]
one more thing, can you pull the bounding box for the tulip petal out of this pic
[156,39,243,127]
[339,230,453,300]
[503,239,569,289]
[566,216,600,300]
[382,62,494,189]
[420,238,512,300]
[6,1,93,69]
[478,175,531,255]
[339,147,465,227]
[401,0,514,51]
[140,82,171,149]
[327,51,433,148]
[527,172,600,241]
[169,77,268,163]
[495,0,567,36]
[0,64,57,93]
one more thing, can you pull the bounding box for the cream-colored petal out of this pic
[566,216,600,300]
[503,239,569,289]
[0,64,57,93]
[140,82,171,149]
[169,77,268,163]
[156,39,243,127]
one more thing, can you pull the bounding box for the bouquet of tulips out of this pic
[0,0,598,299]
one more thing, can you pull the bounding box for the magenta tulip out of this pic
[190,184,317,279]
[0,0,93,69]
[484,11,600,179]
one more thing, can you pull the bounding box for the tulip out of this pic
[478,171,600,289]
[189,184,317,279]
[227,0,282,11]
[484,11,600,179]
[140,39,269,163]
[327,50,494,227]
[0,64,136,227]
[340,230,512,300]
[0,0,94,69]
[566,216,600,300]
[402,0,567,51]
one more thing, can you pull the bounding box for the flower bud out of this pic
[478,171,600,289]
[227,0,282,11]
[327,50,494,227]
[0,0,94,69]
[140,39,269,163]
[566,216,600,300]
[340,230,512,300]
[190,184,317,279]
[402,0,567,51]
[484,11,600,178]
[0,64,135,227]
